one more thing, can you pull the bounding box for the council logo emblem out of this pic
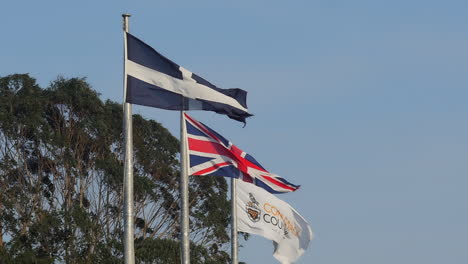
[246,193,261,222]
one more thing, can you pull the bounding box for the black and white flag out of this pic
[125,33,252,123]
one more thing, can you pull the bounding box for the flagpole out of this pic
[122,13,135,264]
[231,178,238,264]
[180,110,190,264]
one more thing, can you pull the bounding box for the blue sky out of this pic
[2,0,468,263]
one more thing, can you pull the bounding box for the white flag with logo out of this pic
[236,180,313,264]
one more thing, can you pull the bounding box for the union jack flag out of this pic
[184,113,300,193]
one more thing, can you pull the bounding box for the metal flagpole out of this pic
[122,13,135,264]
[180,111,190,264]
[231,178,238,264]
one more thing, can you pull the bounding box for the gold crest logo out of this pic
[246,193,261,222]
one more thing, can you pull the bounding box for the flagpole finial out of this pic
[122,14,131,32]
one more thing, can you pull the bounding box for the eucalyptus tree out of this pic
[0,74,234,264]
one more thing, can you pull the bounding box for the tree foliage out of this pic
[0,74,235,263]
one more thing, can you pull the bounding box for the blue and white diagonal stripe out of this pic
[125,33,252,123]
